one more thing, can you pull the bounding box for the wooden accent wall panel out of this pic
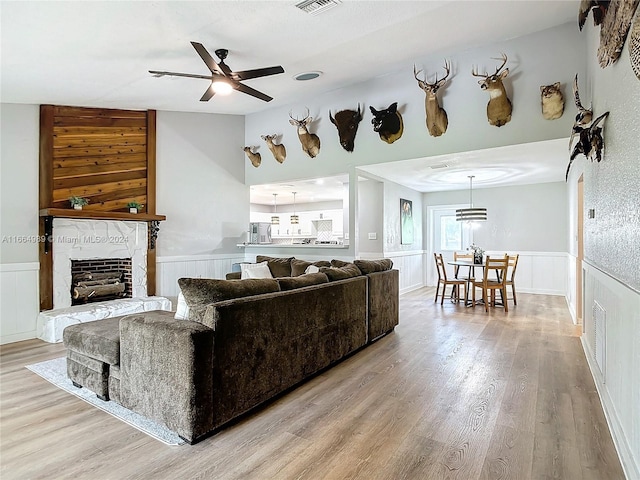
[39,105,158,310]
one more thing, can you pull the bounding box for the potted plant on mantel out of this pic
[69,196,89,210]
[127,201,143,214]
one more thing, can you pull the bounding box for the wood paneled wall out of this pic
[40,105,155,213]
[39,105,158,311]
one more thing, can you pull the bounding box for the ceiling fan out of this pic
[149,42,284,102]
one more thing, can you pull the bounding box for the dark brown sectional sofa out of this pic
[63,257,398,444]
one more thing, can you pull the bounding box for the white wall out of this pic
[424,182,568,252]
[356,178,383,255]
[578,19,640,480]
[0,104,41,343]
[156,111,248,256]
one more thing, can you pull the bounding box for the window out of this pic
[440,215,462,251]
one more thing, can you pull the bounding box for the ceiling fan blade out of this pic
[233,66,285,81]
[149,70,215,81]
[200,84,216,102]
[234,82,273,102]
[190,42,224,75]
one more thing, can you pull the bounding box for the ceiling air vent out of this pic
[295,0,341,15]
[429,163,450,169]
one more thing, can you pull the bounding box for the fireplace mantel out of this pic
[40,208,166,254]
[39,208,166,222]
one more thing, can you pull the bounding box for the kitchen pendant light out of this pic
[456,175,487,222]
[271,193,280,225]
[290,192,299,224]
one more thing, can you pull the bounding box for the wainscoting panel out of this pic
[567,254,578,323]
[582,261,640,480]
[384,250,424,294]
[156,254,246,298]
[0,263,40,344]
[484,251,567,296]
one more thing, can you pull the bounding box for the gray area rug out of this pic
[26,357,185,446]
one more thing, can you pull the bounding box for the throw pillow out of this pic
[354,258,394,274]
[305,265,320,274]
[178,277,281,310]
[277,272,329,291]
[319,263,362,281]
[291,259,331,276]
[240,261,273,279]
[174,291,190,320]
[256,255,294,277]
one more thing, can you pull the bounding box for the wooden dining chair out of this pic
[471,255,509,312]
[433,253,467,305]
[453,251,475,281]
[505,253,519,305]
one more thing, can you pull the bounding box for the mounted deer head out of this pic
[414,60,451,137]
[261,134,287,164]
[329,104,363,152]
[472,53,513,127]
[243,146,261,168]
[370,102,404,144]
[289,108,321,158]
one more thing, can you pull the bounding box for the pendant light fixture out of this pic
[271,193,280,225]
[456,175,487,222]
[290,191,299,224]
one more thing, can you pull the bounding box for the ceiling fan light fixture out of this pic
[211,79,233,95]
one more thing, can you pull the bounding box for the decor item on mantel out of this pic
[456,176,487,222]
[127,201,143,214]
[69,196,89,210]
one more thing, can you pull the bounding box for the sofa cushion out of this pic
[63,316,121,365]
[178,278,281,310]
[290,259,331,276]
[354,258,394,274]
[330,259,351,268]
[256,256,294,277]
[240,261,273,279]
[225,272,241,280]
[319,263,362,281]
[277,272,329,291]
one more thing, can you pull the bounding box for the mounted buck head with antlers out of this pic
[289,108,321,158]
[261,134,287,164]
[472,53,513,127]
[414,60,451,137]
[329,104,363,152]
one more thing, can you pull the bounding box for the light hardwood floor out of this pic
[0,289,625,480]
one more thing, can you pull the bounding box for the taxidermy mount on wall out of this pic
[289,108,321,158]
[261,135,286,163]
[243,146,261,168]
[578,0,640,67]
[413,61,451,137]
[540,82,564,120]
[566,111,609,180]
[329,105,363,152]
[472,54,513,127]
[569,74,593,150]
[370,102,404,144]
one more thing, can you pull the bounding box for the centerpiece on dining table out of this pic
[469,244,485,264]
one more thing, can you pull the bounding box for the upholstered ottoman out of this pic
[63,317,121,401]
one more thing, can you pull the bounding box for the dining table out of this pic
[447,260,504,307]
